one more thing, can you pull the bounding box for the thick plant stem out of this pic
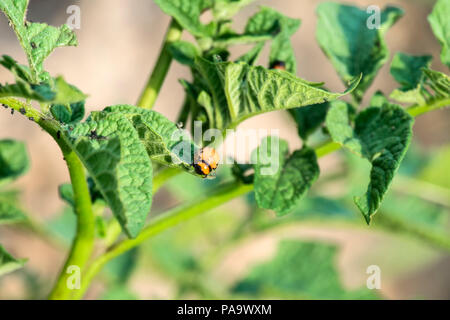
[136,18,182,109]
[74,181,253,299]
[48,151,95,300]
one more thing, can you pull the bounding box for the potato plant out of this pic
[0,0,449,300]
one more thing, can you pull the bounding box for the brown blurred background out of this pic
[0,0,449,299]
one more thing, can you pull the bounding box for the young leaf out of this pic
[326,101,414,223]
[212,0,256,21]
[195,58,361,131]
[233,240,378,299]
[101,105,200,175]
[245,7,301,73]
[0,139,29,184]
[153,0,213,38]
[67,112,153,238]
[0,0,77,82]
[289,102,329,142]
[316,2,403,102]
[0,245,27,277]
[428,0,450,68]
[252,137,319,216]
[389,53,432,105]
[168,40,201,67]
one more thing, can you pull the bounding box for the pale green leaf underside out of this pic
[212,0,256,21]
[0,245,27,277]
[195,58,361,131]
[253,137,320,215]
[326,101,414,223]
[68,112,153,238]
[0,0,77,82]
[316,2,403,101]
[428,0,450,68]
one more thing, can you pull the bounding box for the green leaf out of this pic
[58,183,75,207]
[316,2,403,102]
[233,240,378,299]
[422,68,450,99]
[326,101,414,223]
[245,6,301,73]
[0,0,78,82]
[168,40,201,67]
[0,55,32,82]
[0,199,27,225]
[67,112,153,238]
[389,53,432,105]
[428,0,450,68]
[252,137,319,216]
[369,91,389,108]
[104,248,139,284]
[101,105,201,175]
[0,245,26,277]
[50,101,85,124]
[289,102,329,141]
[212,0,256,21]
[0,139,29,184]
[153,0,213,37]
[194,58,361,131]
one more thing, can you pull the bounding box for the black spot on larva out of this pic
[30,42,36,49]
[57,131,61,139]
[28,117,34,122]
[10,109,14,115]
[19,107,26,115]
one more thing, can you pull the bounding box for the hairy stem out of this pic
[136,18,183,109]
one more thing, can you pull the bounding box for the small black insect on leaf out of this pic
[10,109,14,115]
[30,42,37,49]
[28,117,34,122]
[2,104,8,109]
[88,130,108,141]
[57,131,61,139]
[19,107,26,115]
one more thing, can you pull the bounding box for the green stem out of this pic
[407,98,450,117]
[136,19,182,109]
[47,150,95,300]
[74,181,253,299]
[0,97,95,300]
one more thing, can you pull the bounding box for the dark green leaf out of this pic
[422,68,450,99]
[0,139,29,184]
[58,183,75,207]
[252,137,319,216]
[326,101,414,223]
[0,245,26,277]
[0,0,77,82]
[289,102,329,141]
[51,101,85,125]
[428,0,450,68]
[233,240,378,299]
[316,2,403,102]
[389,53,432,105]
